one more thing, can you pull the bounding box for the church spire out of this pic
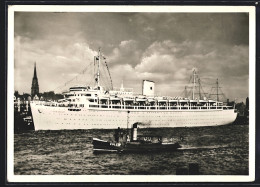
[31,62,39,99]
[33,62,37,78]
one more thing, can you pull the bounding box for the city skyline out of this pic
[14,11,249,102]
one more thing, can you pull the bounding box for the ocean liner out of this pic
[30,49,237,131]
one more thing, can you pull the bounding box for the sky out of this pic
[14,12,249,102]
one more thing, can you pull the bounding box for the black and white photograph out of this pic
[7,5,255,182]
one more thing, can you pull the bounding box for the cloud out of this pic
[13,12,249,101]
[135,53,176,74]
[134,40,248,98]
[14,34,98,93]
[108,40,142,67]
[135,40,195,83]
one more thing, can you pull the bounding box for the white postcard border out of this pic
[7,5,256,182]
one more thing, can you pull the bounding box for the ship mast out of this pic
[93,48,114,90]
[216,78,219,101]
[198,78,201,100]
[94,48,101,87]
[97,48,101,87]
[209,78,225,102]
[192,69,196,100]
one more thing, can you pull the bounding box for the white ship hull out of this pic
[30,103,237,131]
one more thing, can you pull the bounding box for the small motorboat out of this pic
[92,123,182,153]
[23,116,33,126]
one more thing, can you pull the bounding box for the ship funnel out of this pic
[132,123,138,141]
[142,80,155,97]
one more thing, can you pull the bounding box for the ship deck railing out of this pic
[32,101,234,110]
[88,104,234,110]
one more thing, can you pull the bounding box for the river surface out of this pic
[14,124,248,175]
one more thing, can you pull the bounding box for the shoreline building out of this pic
[31,62,39,100]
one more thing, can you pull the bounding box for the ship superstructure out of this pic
[30,49,237,130]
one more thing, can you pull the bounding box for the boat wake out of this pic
[178,145,235,150]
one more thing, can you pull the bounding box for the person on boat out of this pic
[114,127,129,144]
[114,127,121,143]
[114,127,125,142]
[126,134,130,142]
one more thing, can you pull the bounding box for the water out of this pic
[14,125,248,175]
